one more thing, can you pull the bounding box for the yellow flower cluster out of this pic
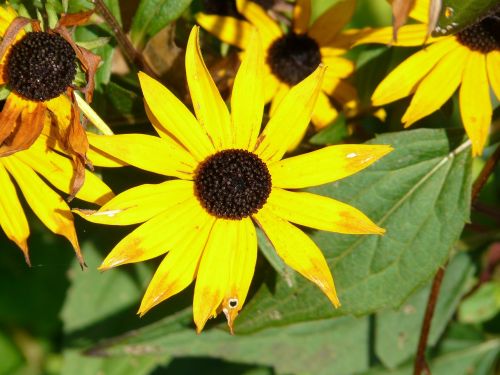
[0,0,497,333]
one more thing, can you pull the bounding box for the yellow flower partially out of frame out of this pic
[0,123,114,265]
[79,26,392,333]
[197,0,359,133]
[0,5,100,196]
[356,0,500,156]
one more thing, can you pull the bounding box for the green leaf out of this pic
[0,329,24,375]
[130,0,193,49]
[360,338,500,375]
[432,0,499,36]
[458,281,500,324]
[375,253,475,368]
[88,316,371,375]
[235,128,472,333]
[62,351,167,375]
[60,241,152,336]
[309,115,348,145]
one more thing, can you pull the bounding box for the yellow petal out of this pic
[254,206,339,307]
[460,52,491,157]
[186,27,233,150]
[263,70,281,103]
[293,0,311,34]
[321,56,354,79]
[87,133,196,179]
[487,51,500,101]
[308,0,356,45]
[371,37,457,106]
[138,214,215,316]
[255,65,325,162]
[75,180,194,226]
[231,30,264,150]
[268,84,288,118]
[19,141,113,205]
[99,197,210,269]
[221,218,257,333]
[86,144,127,168]
[269,144,393,189]
[311,91,338,130]
[354,24,441,47]
[193,219,234,333]
[2,157,83,264]
[267,188,384,234]
[138,71,214,161]
[322,77,357,105]
[195,13,253,49]
[0,162,30,261]
[407,0,431,23]
[0,6,18,37]
[236,0,282,46]
[402,44,468,127]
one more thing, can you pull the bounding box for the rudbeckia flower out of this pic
[356,0,500,156]
[0,121,113,266]
[77,27,392,333]
[0,5,100,196]
[196,0,359,135]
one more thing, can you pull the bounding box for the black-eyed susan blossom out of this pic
[0,121,114,266]
[0,5,100,196]
[77,26,392,333]
[196,0,360,136]
[356,0,500,156]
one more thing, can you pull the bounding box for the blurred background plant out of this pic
[0,0,499,374]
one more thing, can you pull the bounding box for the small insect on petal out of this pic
[346,152,357,158]
[222,297,240,335]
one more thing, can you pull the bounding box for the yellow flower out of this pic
[356,0,500,156]
[0,123,113,265]
[78,27,392,333]
[196,0,359,135]
[0,5,100,196]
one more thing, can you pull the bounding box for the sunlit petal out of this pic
[186,27,233,150]
[267,188,384,234]
[138,71,214,161]
[2,157,83,264]
[371,37,457,106]
[269,144,393,188]
[74,180,194,226]
[255,65,325,162]
[87,133,196,178]
[232,30,264,150]
[99,197,211,269]
[402,44,469,127]
[0,162,30,261]
[254,206,340,307]
[195,13,253,49]
[138,216,214,316]
[460,51,491,156]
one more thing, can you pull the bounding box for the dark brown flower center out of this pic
[194,149,271,219]
[457,12,500,53]
[6,32,76,101]
[267,32,321,85]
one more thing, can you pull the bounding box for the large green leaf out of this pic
[361,338,500,375]
[130,0,192,49]
[375,253,475,368]
[87,316,371,375]
[235,128,472,332]
[60,241,153,339]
